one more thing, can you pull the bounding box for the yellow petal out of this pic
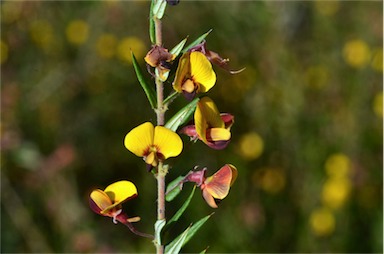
[90,189,113,212]
[173,53,190,93]
[153,126,183,159]
[198,97,224,128]
[124,122,154,157]
[190,52,216,93]
[104,180,138,204]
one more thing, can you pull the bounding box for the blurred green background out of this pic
[1,1,383,253]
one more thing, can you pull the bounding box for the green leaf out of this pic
[165,213,214,253]
[149,0,156,44]
[170,37,188,57]
[167,186,196,225]
[165,226,190,254]
[182,29,213,53]
[155,219,166,245]
[153,0,167,19]
[163,91,180,106]
[131,52,157,109]
[165,175,185,202]
[165,97,200,132]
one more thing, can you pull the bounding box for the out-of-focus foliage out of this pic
[1,1,382,253]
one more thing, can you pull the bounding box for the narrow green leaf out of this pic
[131,52,157,109]
[163,91,180,106]
[155,219,166,245]
[200,246,210,254]
[165,175,185,202]
[170,37,188,57]
[181,213,213,248]
[182,29,213,53]
[153,0,167,19]
[165,226,190,254]
[165,97,200,132]
[167,186,196,225]
[165,213,214,253]
[149,0,156,44]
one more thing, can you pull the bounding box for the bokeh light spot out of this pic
[238,132,264,160]
[66,20,89,45]
[253,167,286,194]
[117,36,146,64]
[321,177,352,210]
[29,19,55,51]
[1,40,9,64]
[95,34,117,59]
[314,0,339,16]
[373,92,383,118]
[325,153,351,178]
[309,207,335,237]
[371,48,383,72]
[343,39,371,68]
[1,2,23,24]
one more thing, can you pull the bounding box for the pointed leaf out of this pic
[166,175,185,202]
[170,37,188,57]
[155,219,166,245]
[165,226,190,254]
[182,29,213,53]
[165,97,200,132]
[164,91,180,106]
[131,52,157,109]
[149,0,156,44]
[153,0,167,19]
[167,186,196,225]
[165,213,214,253]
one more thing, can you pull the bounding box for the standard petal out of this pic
[104,180,138,204]
[198,97,224,128]
[124,122,154,157]
[204,165,233,199]
[190,52,216,93]
[227,164,238,186]
[153,126,183,159]
[89,189,113,214]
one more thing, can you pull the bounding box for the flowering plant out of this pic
[89,1,243,252]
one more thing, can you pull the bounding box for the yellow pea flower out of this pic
[124,122,183,167]
[89,180,138,223]
[173,52,216,100]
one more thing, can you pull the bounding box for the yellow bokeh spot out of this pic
[321,177,352,210]
[117,37,146,64]
[29,19,55,51]
[305,65,329,89]
[95,34,117,59]
[325,153,351,178]
[66,20,89,45]
[371,48,383,72]
[314,0,339,16]
[238,132,264,160]
[343,39,371,68]
[1,2,23,24]
[253,167,286,194]
[1,40,9,64]
[309,207,335,237]
[373,92,383,118]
